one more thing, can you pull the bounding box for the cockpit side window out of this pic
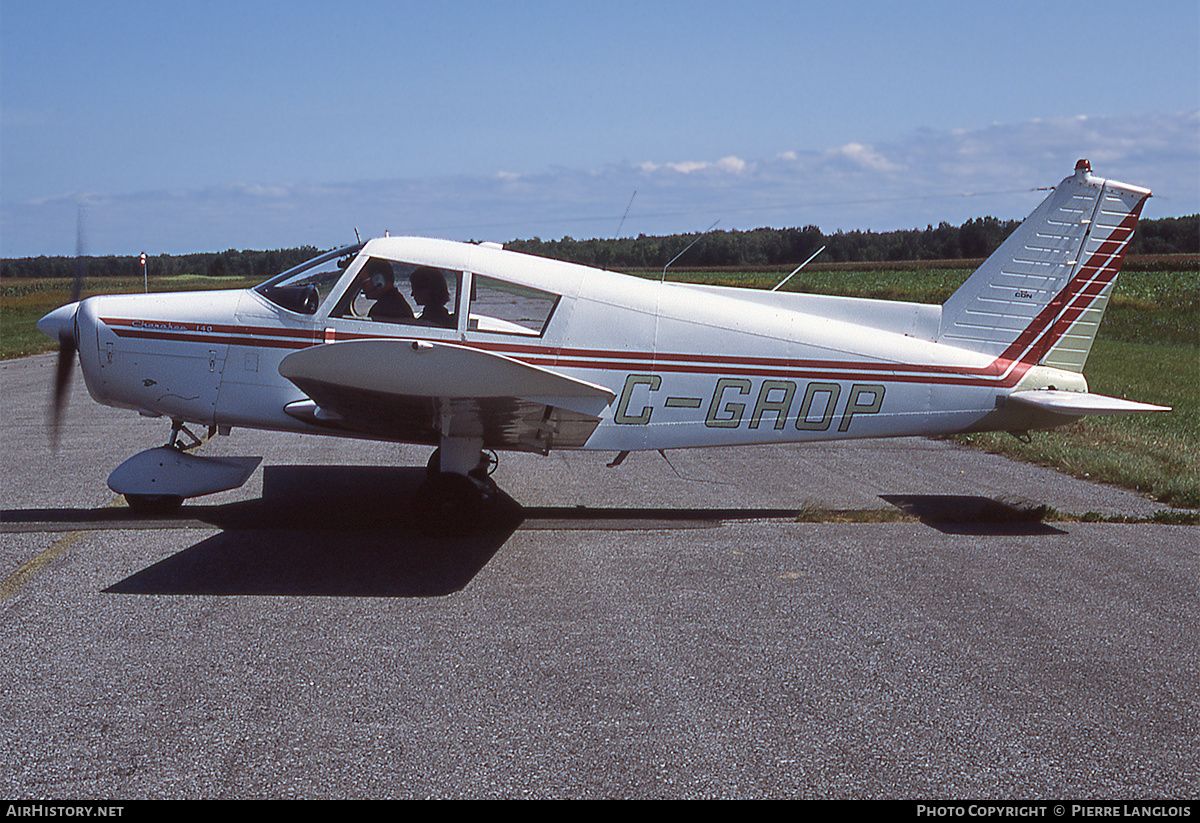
[468,275,560,336]
[332,258,460,329]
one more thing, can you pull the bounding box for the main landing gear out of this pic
[109,423,502,535]
[413,438,499,536]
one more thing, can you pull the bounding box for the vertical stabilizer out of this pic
[938,160,1150,371]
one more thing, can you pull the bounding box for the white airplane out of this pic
[38,160,1169,532]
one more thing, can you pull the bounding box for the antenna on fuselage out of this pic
[615,190,637,238]
[662,218,720,282]
[770,245,825,292]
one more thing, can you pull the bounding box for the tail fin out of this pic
[938,160,1150,372]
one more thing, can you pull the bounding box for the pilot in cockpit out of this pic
[357,258,414,321]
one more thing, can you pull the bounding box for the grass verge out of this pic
[948,338,1198,508]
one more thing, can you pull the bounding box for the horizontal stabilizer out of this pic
[1007,390,1170,417]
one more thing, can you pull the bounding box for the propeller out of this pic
[48,203,87,450]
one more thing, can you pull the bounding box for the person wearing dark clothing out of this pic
[410,267,454,328]
[358,258,413,321]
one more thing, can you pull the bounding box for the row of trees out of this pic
[506,217,1024,269]
[0,246,322,282]
[2,217,1194,280]
[508,214,1198,269]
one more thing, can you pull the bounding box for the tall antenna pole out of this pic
[615,190,637,239]
[662,219,719,282]
[770,245,825,292]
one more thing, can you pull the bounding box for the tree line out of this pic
[3,216,1194,280]
[507,214,1198,270]
[0,246,322,282]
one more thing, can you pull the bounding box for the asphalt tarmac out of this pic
[2,354,1196,799]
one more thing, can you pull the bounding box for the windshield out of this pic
[255,244,363,314]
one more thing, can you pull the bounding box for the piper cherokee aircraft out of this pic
[38,160,1168,533]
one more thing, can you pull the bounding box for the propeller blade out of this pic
[50,333,77,450]
[49,201,87,451]
[72,202,86,302]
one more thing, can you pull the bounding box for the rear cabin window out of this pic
[468,275,559,337]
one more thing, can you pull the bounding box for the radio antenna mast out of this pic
[770,245,825,292]
[615,190,637,239]
[662,219,720,282]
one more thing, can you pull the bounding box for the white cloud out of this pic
[828,142,900,172]
[715,156,748,174]
[4,111,1196,256]
[665,160,710,174]
[637,155,750,176]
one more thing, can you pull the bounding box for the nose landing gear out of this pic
[109,420,261,516]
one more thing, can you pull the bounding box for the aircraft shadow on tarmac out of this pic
[104,526,511,598]
[92,464,815,597]
[97,463,814,597]
[4,467,1066,597]
[879,494,1066,535]
[98,488,1065,597]
[106,465,523,598]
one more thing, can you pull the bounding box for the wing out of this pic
[278,339,616,453]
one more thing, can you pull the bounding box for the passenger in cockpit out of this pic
[410,267,455,328]
[358,258,414,321]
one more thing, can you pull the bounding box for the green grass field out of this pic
[1,274,260,358]
[3,259,1197,508]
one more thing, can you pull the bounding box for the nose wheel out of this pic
[123,493,185,515]
[108,420,261,516]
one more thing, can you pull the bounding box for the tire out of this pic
[411,472,484,536]
[426,447,496,481]
[124,494,184,515]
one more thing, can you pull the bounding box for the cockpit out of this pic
[329,258,459,329]
[254,242,561,338]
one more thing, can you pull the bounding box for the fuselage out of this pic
[63,237,1083,453]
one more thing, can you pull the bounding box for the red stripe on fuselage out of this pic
[97,199,1142,392]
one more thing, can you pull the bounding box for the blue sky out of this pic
[2,0,1197,258]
